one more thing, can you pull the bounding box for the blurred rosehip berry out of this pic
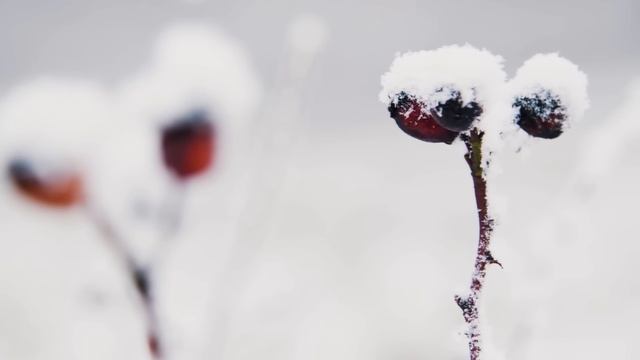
[388,93,459,144]
[7,159,82,207]
[513,91,565,139]
[430,92,483,132]
[161,111,215,179]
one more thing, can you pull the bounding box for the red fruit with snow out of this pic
[388,93,459,144]
[509,53,589,140]
[513,91,565,139]
[430,92,483,132]
[161,112,215,179]
[7,159,83,207]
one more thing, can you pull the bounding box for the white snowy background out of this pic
[0,0,639,359]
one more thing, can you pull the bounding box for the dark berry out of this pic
[161,110,215,179]
[514,91,565,139]
[7,159,82,207]
[388,93,459,144]
[430,91,483,132]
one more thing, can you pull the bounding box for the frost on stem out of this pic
[132,266,163,359]
[455,129,501,360]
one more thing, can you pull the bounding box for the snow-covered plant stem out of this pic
[132,266,162,359]
[455,128,499,360]
[380,46,588,359]
[85,205,164,359]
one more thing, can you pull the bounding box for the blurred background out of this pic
[0,0,639,359]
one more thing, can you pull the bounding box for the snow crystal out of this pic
[508,53,589,131]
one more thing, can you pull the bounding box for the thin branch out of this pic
[455,129,497,360]
[83,203,164,359]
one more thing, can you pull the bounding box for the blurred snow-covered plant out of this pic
[0,77,169,359]
[120,22,261,181]
[111,22,262,358]
[0,22,261,360]
[0,79,109,209]
[379,45,588,360]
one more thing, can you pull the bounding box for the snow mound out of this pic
[0,77,112,170]
[119,22,262,129]
[379,44,506,113]
[509,53,589,130]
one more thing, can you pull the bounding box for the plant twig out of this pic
[84,203,164,359]
[455,128,498,360]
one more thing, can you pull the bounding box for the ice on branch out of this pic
[509,53,589,137]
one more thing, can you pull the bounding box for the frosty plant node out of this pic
[379,45,588,360]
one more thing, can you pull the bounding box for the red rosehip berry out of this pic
[7,159,83,207]
[388,93,459,144]
[161,111,215,179]
[513,91,565,139]
[430,91,483,132]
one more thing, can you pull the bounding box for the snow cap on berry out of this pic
[509,53,589,137]
[119,22,262,129]
[0,78,112,207]
[379,44,507,132]
[0,78,111,173]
